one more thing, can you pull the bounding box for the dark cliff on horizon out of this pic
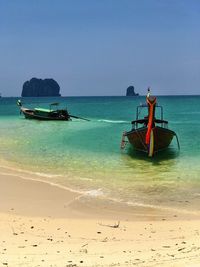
[126,86,139,96]
[21,78,61,97]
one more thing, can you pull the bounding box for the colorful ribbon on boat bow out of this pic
[145,96,157,145]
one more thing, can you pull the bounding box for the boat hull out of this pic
[21,108,70,121]
[125,126,175,154]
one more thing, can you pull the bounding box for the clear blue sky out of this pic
[0,0,200,96]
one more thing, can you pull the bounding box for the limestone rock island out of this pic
[126,86,139,96]
[21,78,61,97]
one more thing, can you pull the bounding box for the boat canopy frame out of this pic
[136,103,163,120]
[49,102,60,111]
[132,103,168,129]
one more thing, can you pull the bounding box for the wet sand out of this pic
[1,168,200,266]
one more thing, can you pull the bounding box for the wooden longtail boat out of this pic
[121,91,179,157]
[17,101,70,121]
[20,107,70,121]
[17,100,90,121]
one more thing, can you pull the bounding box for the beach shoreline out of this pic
[1,167,200,266]
[1,164,200,221]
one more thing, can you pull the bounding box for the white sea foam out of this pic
[85,189,104,197]
[1,164,200,216]
[0,164,62,178]
[98,119,129,124]
[124,200,200,216]
[0,163,105,198]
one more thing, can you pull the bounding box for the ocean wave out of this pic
[97,119,129,124]
[1,164,200,216]
[105,197,200,216]
[0,167,104,197]
[0,164,62,178]
[0,163,105,198]
[85,189,104,197]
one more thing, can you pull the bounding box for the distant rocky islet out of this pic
[21,78,61,97]
[126,86,139,96]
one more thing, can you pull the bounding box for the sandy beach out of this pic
[1,0,200,265]
[0,167,200,267]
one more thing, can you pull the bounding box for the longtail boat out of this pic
[121,90,180,157]
[17,100,89,121]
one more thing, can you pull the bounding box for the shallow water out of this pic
[0,96,200,214]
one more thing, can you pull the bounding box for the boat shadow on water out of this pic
[126,145,180,164]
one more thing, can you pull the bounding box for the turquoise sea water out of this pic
[0,96,200,214]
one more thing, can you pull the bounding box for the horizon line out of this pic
[1,94,200,98]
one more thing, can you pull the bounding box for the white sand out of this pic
[1,168,200,266]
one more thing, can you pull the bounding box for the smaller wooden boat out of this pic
[121,90,179,157]
[17,100,90,121]
[17,101,70,121]
[20,106,70,121]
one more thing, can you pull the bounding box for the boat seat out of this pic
[131,118,168,125]
[131,119,148,124]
